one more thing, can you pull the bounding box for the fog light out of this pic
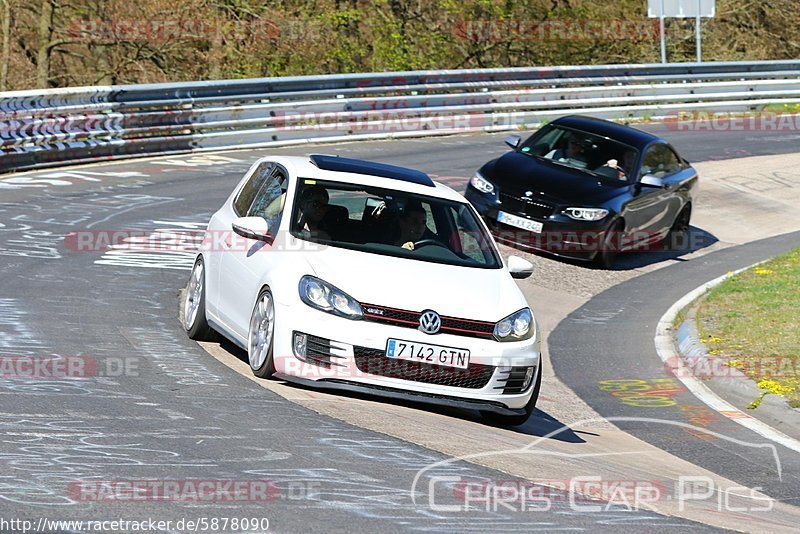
[293,332,307,360]
[522,366,534,390]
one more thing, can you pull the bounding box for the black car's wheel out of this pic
[594,220,624,269]
[248,288,277,379]
[184,257,216,341]
[480,365,542,427]
[666,204,691,250]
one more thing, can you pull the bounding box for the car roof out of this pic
[309,154,435,187]
[264,155,466,202]
[551,115,662,150]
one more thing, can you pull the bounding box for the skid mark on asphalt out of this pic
[0,190,177,261]
[92,220,206,271]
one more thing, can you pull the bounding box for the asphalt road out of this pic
[1,124,799,532]
[550,230,800,505]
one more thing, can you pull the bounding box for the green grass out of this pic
[696,247,800,408]
[762,102,800,113]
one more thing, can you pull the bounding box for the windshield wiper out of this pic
[545,158,597,175]
[519,150,546,161]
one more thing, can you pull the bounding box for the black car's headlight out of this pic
[299,275,363,319]
[494,308,534,342]
[563,207,609,221]
[470,172,495,194]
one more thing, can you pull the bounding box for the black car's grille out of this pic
[361,304,495,339]
[495,365,537,394]
[499,192,555,220]
[353,346,495,389]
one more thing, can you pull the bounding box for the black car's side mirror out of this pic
[504,135,521,149]
[639,174,666,188]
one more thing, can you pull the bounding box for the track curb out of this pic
[655,263,800,454]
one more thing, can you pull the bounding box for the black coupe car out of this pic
[465,115,698,267]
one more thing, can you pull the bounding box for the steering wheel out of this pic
[412,239,445,249]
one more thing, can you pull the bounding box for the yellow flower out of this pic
[757,379,793,397]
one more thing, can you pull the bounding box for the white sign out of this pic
[648,0,716,18]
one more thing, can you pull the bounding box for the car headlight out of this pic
[470,172,495,194]
[494,308,534,342]
[563,207,609,221]
[298,275,363,319]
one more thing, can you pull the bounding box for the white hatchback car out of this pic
[183,155,542,425]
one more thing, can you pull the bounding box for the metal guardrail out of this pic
[1,60,800,173]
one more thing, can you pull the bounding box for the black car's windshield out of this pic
[290,179,502,269]
[519,125,640,183]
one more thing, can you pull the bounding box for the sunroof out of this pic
[309,154,435,187]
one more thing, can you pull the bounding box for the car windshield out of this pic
[519,124,640,183]
[290,179,502,269]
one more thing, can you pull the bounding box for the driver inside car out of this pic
[395,201,429,250]
[545,134,589,168]
[296,185,331,240]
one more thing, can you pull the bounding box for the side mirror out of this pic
[640,174,666,188]
[232,216,271,241]
[504,135,521,149]
[507,255,534,279]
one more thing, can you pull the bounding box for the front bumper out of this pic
[274,375,528,415]
[271,301,541,411]
[465,185,612,261]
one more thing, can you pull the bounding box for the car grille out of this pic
[301,333,347,368]
[499,192,555,220]
[495,365,537,394]
[361,303,495,339]
[353,346,495,389]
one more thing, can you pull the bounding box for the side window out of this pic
[247,167,287,233]
[663,147,683,175]
[234,162,274,216]
[640,144,684,179]
[640,146,661,179]
[451,204,495,265]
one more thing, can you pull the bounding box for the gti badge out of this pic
[419,310,441,335]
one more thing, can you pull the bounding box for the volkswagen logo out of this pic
[419,310,441,335]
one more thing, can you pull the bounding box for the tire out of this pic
[480,364,542,427]
[666,204,691,250]
[248,288,276,379]
[184,257,216,341]
[594,220,623,269]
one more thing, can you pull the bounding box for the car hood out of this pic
[482,152,627,204]
[302,245,526,322]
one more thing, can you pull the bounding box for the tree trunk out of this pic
[36,0,54,88]
[208,22,223,80]
[0,0,11,90]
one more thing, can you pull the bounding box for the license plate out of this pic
[386,339,470,369]
[497,211,543,233]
